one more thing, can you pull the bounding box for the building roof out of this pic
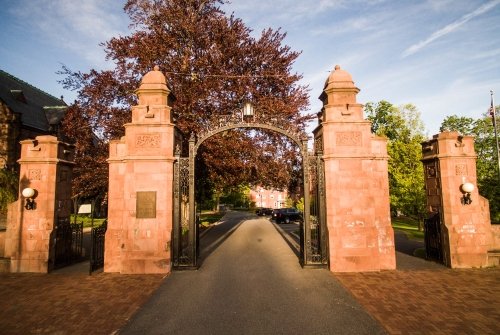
[0,69,67,131]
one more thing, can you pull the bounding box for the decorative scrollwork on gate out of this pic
[178,158,190,232]
[424,213,443,264]
[194,107,308,152]
[173,157,193,267]
[304,154,327,265]
[89,220,107,274]
[53,218,83,269]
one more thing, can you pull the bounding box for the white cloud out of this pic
[425,0,457,12]
[311,16,380,36]
[470,46,500,60]
[225,0,390,30]
[402,0,500,58]
[9,0,128,67]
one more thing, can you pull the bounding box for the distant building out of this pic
[249,187,287,209]
[0,69,67,170]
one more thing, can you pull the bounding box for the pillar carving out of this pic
[105,66,175,274]
[314,65,395,272]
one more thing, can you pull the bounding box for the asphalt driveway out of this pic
[120,211,385,335]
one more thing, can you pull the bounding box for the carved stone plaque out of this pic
[455,164,467,176]
[136,134,160,148]
[29,169,41,180]
[336,131,361,146]
[136,191,156,218]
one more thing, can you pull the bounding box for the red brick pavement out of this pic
[0,272,165,335]
[335,267,500,335]
[1,266,499,335]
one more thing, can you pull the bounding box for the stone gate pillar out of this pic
[314,65,395,272]
[105,66,175,274]
[4,135,75,272]
[421,132,492,268]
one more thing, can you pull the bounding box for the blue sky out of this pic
[1,0,499,136]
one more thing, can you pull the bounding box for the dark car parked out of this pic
[272,208,302,224]
[256,208,272,216]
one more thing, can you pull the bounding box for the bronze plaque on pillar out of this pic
[136,191,156,218]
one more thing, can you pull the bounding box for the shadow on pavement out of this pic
[197,211,250,266]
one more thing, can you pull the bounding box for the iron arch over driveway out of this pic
[172,109,328,269]
[195,122,305,151]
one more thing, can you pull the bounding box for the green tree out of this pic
[0,168,18,228]
[365,101,426,226]
[0,168,18,210]
[365,100,403,140]
[219,184,250,208]
[296,197,304,212]
[440,115,475,135]
[440,113,500,222]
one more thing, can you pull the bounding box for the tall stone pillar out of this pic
[4,135,74,272]
[314,65,395,272]
[421,132,492,268]
[105,66,175,274]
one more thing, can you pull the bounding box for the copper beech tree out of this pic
[59,0,311,204]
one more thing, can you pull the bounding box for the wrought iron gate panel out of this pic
[424,213,443,263]
[89,220,107,274]
[422,158,444,264]
[172,157,196,268]
[53,218,83,269]
[301,153,328,266]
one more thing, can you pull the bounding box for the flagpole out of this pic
[491,90,500,182]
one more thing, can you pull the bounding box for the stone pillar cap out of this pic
[138,65,168,91]
[324,65,356,89]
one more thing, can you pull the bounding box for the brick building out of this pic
[249,187,288,209]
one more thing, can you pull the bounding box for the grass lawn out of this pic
[392,217,425,240]
[199,211,225,227]
[69,211,226,230]
[70,215,106,228]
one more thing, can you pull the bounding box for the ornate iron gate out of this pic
[171,106,328,269]
[422,156,444,264]
[89,220,107,274]
[53,218,83,269]
[300,153,328,266]
[172,154,197,269]
[424,213,443,263]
